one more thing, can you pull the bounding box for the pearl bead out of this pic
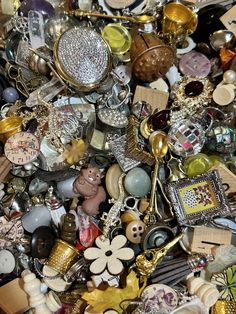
[2,87,19,103]
[24,163,33,170]
[223,70,236,84]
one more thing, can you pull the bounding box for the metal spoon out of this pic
[143,131,169,225]
[68,10,156,24]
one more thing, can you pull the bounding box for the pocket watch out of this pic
[4,132,40,165]
[0,216,24,249]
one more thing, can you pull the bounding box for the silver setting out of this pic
[109,135,141,172]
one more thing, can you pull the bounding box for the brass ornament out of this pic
[212,300,236,314]
[68,9,156,24]
[162,2,198,44]
[28,48,51,76]
[130,233,183,278]
[126,115,155,166]
[46,239,80,274]
[0,116,23,143]
[130,33,175,82]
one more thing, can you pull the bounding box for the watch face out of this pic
[0,217,24,249]
[4,132,40,165]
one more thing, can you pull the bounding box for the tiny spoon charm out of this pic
[144,131,169,225]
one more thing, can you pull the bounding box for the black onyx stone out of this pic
[185,81,204,97]
[31,226,55,259]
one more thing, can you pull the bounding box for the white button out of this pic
[213,84,235,106]
[0,250,15,274]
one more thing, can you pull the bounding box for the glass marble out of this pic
[2,87,19,103]
[21,204,52,233]
[168,119,206,157]
[124,167,151,198]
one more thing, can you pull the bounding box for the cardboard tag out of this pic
[0,278,29,314]
[220,5,236,36]
[132,85,169,112]
[191,226,232,254]
[210,162,236,195]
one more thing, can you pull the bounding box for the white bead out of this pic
[223,70,236,84]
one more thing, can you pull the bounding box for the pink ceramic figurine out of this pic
[73,166,106,216]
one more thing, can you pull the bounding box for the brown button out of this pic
[126,220,146,244]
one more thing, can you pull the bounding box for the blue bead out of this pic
[2,87,19,103]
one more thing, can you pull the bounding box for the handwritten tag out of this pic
[220,5,236,36]
[210,162,236,195]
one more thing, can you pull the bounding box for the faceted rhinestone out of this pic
[148,110,170,131]
[184,81,204,97]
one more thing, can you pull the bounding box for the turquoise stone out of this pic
[124,167,151,197]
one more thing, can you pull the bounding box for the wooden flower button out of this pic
[84,235,134,275]
[126,220,146,244]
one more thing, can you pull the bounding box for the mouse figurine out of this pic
[73,166,106,216]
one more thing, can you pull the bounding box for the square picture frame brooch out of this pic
[166,170,231,226]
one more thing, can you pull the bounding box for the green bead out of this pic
[124,167,151,197]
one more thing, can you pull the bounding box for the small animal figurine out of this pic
[73,166,106,216]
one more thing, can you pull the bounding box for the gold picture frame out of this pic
[126,115,155,166]
[166,170,231,226]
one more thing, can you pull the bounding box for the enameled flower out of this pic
[211,265,236,301]
[84,235,134,275]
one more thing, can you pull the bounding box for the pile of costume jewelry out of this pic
[1,0,236,313]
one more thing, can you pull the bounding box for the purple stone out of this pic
[184,81,204,97]
[20,0,55,18]
[2,87,19,103]
[148,109,170,131]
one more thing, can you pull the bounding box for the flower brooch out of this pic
[84,235,134,275]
